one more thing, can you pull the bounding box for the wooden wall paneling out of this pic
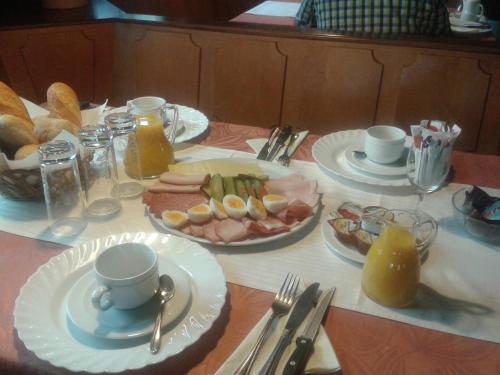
[135,27,201,107]
[372,48,417,125]
[0,30,38,102]
[280,41,383,134]
[20,28,95,103]
[112,23,140,107]
[475,57,500,154]
[393,53,490,152]
[80,24,114,104]
[197,33,287,127]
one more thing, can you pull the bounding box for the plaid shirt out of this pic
[295,0,450,35]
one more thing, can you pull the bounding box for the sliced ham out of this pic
[214,218,249,243]
[181,226,192,235]
[245,218,290,236]
[147,192,208,218]
[203,220,222,243]
[265,177,319,208]
[149,182,201,194]
[190,224,204,237]
[159,172,209,186]
[275,200,313,225]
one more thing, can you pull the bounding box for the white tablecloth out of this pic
[1,144,499,343]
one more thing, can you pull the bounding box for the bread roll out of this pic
[0,114,38,153]
[33,116,79,143]
[47,82,81,127]
[0,81,32,122]
[14,144,38,160]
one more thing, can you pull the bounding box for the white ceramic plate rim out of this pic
[312,130,411,187]
[344,145,408,177]
[102,105,209,144]
[149,158,318,246]
[13,232,226,373]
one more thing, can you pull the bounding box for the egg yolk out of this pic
[190,204,209,213]
[266,194,285,201]
[228,199,245,209]
[167,212,185,221]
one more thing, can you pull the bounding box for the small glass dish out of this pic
[452,187,500,244]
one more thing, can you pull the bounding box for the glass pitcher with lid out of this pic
[127,96,179,178]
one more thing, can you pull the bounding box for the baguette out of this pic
[33,116,79,143]
[47,82,82,127]
[14,144,38,160]
[0,114,38,153]
[0,81,32,122]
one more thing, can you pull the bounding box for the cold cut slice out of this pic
[149,182,202,193]
[214,218,249,243]
[159,172,209,185]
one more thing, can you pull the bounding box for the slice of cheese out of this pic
[168,159,263,176]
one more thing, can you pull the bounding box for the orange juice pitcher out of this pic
[127,96,179,178]
[362,225,420,308]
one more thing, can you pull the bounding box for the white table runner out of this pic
[1,144,499,343]
[246,1,301,17]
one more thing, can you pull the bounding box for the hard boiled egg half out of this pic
[162,210,189,229]
[187,203,212,224]
[247,196,268,220]
[223,194,247,220]
[209,197,228,219]
[263,194,288,214]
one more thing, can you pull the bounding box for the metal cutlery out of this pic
[282,288,336,375]
[266,126,292,161]
[258,282,320,375]
[234,273,300,375]
[150,275,175,354]
[257,127,280,160]
[277,132,299,167]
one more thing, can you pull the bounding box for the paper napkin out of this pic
[216,307,341,375]
[247,130,309,162]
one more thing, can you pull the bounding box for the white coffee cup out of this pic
[364,125,406,164]
[460,0,483,22]
[91,243,159,310]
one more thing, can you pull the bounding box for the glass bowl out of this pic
[452,187,500,243]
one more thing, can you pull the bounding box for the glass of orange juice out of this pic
[127,96,179,178]
[361,224,420,308]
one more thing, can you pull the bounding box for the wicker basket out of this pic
[0,155,92,201]
[0,168,44,201]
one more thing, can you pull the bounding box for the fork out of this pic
[277,133,299,167]
[233,273,300,375]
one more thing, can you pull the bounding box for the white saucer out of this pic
[66,257,192,340]
[344,145,408,177]
[449,14,488,28]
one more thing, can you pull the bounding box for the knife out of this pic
[266,126,292,161]
[282,288,336,375]
[257,127,280,160]
[258,282,320,375]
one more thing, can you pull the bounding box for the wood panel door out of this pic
[197,35,287,128]
[18,25,113,104]
[392,53,490,152]
[135,29,201,107]
[280,42,383,134]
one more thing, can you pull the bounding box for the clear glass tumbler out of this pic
[39,140,87,237]
[105,112,143,198]
[79,125,121,218]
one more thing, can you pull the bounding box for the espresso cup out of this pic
[91,243,159,310]
[364,125,406,164]
[460,0,483,22]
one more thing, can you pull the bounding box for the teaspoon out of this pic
[150,274,175,354]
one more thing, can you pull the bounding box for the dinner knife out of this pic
[266,126,292,161]
[258,282,320,375]
[281,288,336,375]
[257,127,280,160]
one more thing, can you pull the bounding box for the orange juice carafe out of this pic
[362,225,420,308]
[127,96,179,178]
